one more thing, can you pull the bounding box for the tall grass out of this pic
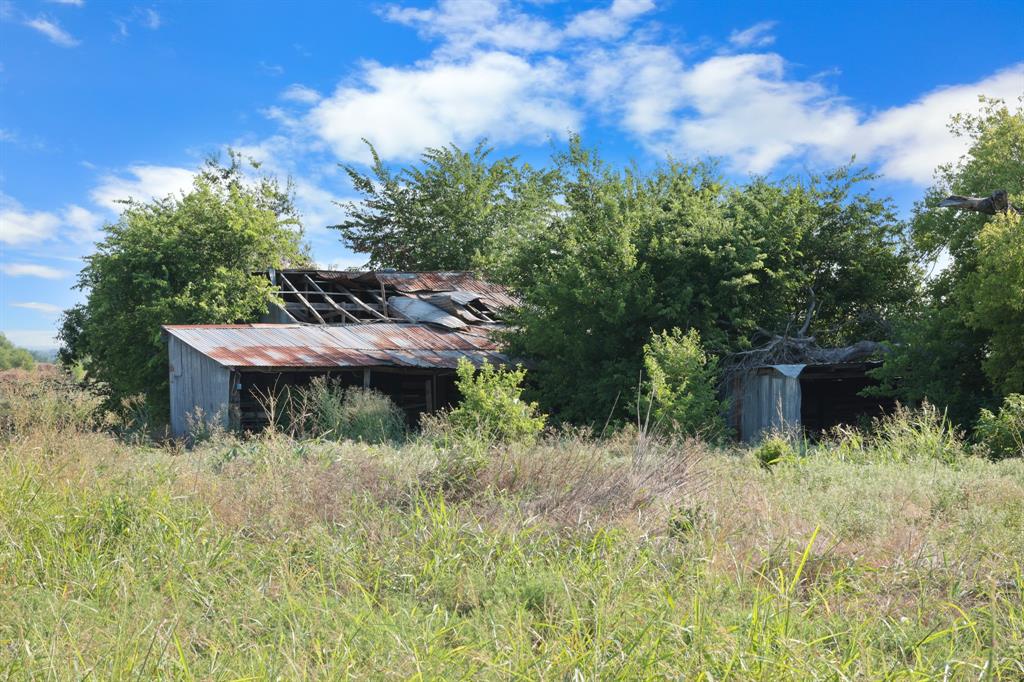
[1,375,1023,679]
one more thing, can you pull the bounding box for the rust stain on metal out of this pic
[163,323,506,370]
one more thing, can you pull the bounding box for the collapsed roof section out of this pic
[267,269,518,331]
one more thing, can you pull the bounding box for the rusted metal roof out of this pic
[162,323,507,370]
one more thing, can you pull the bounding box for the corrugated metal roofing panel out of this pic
[387,296,467,329]
[162,323,506,370]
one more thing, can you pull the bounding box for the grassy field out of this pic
[2,375,1023,679]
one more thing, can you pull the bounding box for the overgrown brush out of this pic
[3,373,1024,678]
[0,371,102,438]
[257,376,407,444]
[816,402,967,464]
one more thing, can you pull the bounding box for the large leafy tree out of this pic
[334,141,559,271]
[875,97,1023,425]
[59,154,310,417]
[504,140,919,423]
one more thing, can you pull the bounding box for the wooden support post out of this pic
[424,377,433,413]
[363,368,371,388]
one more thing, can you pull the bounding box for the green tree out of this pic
[875,97,1023,425]
[642,328,727,439]
[59,154,310,417]
[334,140,559,272]
[505,139,919,424]
[0,333,36,371]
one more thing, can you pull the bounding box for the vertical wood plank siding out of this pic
[168,336,232,437]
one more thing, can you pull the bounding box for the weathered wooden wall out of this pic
[168,336,232,437]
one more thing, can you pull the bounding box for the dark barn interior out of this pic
[235,367,460,431]
[798,362,896,436]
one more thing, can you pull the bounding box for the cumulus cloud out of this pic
[1,263,69,279]
[565,0,655,40]
[1,203,62,246]
[382,0,561,54]
[11,302,63,315]
[853,65,1024,184]
[62,204,104,241]
[90,165,195,212]
[729,21,777,48]
[24,16,79,47]
[581,34,1023,182]
[669,53,860,173]
[307,51,579,162]
[0,194,102,246]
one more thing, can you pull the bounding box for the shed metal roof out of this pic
[163,323,507,370]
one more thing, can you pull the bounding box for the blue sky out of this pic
[1,0,1022,350]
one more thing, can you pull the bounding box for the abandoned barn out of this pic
[165,268,895,440]
[164,270,515,437]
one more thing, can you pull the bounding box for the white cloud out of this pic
[281,84,322,104]
[1,203,62,246]
[48,0,84,6]
[565,0,655,40]
[1,263,69,279]
[308,51,579,162]
[582,42,685,135]
[24,16,79,47]
[90,165,195,212]
[853,65,1024,184]
[1,329,59,350]
[111,7,162,38]
[669,53,860,173]
[62,204,104,241]
[11,302,63,315]
[729,21,777,49]
[383,0,561,55]
[0,195,104,246]
[585,37,1022,182]
[141,8,161,29]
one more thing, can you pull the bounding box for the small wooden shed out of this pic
[726,361,894,442]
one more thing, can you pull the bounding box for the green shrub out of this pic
[976,394,1024,460]
[289,377,406,444]
[641,328,727,440]
[754,432,796,469]
[445,359,546,445]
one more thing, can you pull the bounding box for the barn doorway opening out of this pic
[798,362,895,436]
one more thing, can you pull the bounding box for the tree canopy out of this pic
[499,140,920,423]
[333,141,559,271]
[874,97,1024,425]
[59,154,310,417]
